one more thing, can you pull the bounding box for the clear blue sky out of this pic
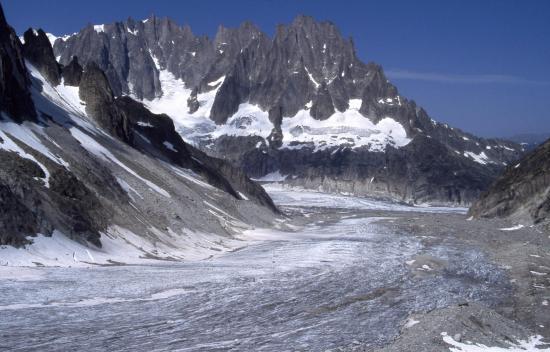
[3,0,550,138]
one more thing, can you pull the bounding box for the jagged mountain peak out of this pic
[51,14,525,205]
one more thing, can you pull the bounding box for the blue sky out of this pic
[3,0,550,138]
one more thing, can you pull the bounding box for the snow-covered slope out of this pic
[0,9,278,265]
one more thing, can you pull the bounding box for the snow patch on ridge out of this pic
[464,151,492,165]
[93,24,105,33]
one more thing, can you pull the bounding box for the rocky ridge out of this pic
[469,138,550,227]
[0,4,277,257]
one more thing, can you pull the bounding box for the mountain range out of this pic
[1,4,546,255]
[49,15,523,206]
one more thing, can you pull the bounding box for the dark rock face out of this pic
[22,28,61,85]
[79,62,133,141]
[0,149,107,247]
[61,56,83,86]
[0,6,36,122]
[469,139,550,225]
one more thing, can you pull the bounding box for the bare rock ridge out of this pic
[52,14,525,205]
[0,2,277,248]
[22,28,61,85]
[469,138,550,227]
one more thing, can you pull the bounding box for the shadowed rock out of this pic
[469,138,550,226]
[0,5,36,122]
[61,56,83,86]
[22,28,61,85]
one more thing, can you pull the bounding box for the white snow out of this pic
[464,151,492,165]
[281,105,411,152]
[304,66,320,88]
[93,24,105,33]
[442,332,549,352]
[136,121,153,127]
[348,99,362,110]
[207,76,226,87]
[499,224,525,231]
[126,27,138,35]
[45,33,58,46]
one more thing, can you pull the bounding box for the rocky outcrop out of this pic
[22,28,61,85]
[61,56,83,86]
[79,64,277,212]
[0,5,36,122]
[0,148,109,247]
[79,62,132,141]
[469,138,550,225]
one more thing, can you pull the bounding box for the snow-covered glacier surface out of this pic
[0,188,509,351]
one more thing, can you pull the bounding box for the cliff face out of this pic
[0,6,36,122]
[469,139,550,226]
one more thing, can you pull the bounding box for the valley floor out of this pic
[0,185,549,351]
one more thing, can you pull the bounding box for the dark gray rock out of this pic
[0,148,107,247]
[61,56,83,86]
[310,82,335,120]
[22,28,61,85]
[469,138,550,225]
[0,5,36,122]
[79,62,132,141]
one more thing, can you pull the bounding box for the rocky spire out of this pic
[22,28,61,85]
[0,3,36,122]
